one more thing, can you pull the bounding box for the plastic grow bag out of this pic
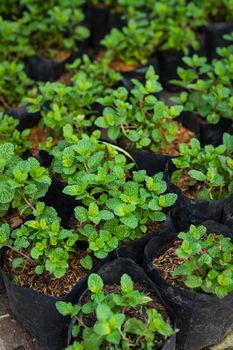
[130,150,172,176]
[113,216,176,265]
[178,111,232,147]
[143,222,233,350]
[223,193,233,230]
[164,161,226,232]
[0,249,109,350]
[86,5,110,49]
[205,22,233,61]
[25,55,66,82]
[157,50,184,92]
[7,104,41,130]
[43,177,78,229]
[67,258,176,350]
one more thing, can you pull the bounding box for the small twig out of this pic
[21,193,36,211]
[83,161,90,174]
[5,245,31,260]
[0,314,10,320]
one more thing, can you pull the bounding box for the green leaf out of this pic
[94,321,111,336]
[120,214,138,228]
[56,301,74,316]
[12,258,24,269]
[75,206,88,222]
[188,170,206,182]
[88,273,103,294]
[0,184,15,204]
[184,275,202,289]
[80,255,93,270]
[96,304,112,321]
[120,274,134,293]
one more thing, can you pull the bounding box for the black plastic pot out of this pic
[165,161,226,232]
[67,258,176,350]
[143,222,233,350]
[25,55,66,82]
[200,117,232,147]
[113,216,176,265]
[205,22,233,61]
[177,111,201,138]
[0,272,4,293]
[43,177,78,229]
[121,56,159,91]
[85,5,126,50]
[0,249,109,350]
[86,5,111,49]
[178,111,232,147]
[130,150,172,176]
[222,193,233,230]
[157,50,184,92]
[7,104,41,130]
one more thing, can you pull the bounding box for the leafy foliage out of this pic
[173,225,233,298]
[0,112,31,155]
[0,61,33,109]
[0,143,51,218]
[19,0,89,58]
[150,0,206,53]
[0,202,79,278]
[171,40,233,124]
[193,0,233,21]
[102,15,163,66]
[56,273,173,349]
[52,133,177,258]
[0,16,34,60]
[95,66,183,152]
[172,134,233,200]
[27,56,121,137]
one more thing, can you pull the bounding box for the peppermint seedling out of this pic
[171,134,233,200]
[0,143,51,218]
[56,273,173,349]
[0,112,31,155]
[52,134,177,257]
[0,202,79,278]
[95,66,183,153]
[173,225,233,298]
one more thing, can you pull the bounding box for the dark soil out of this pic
[3,249,95,297]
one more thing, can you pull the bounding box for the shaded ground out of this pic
[0,294,41,350]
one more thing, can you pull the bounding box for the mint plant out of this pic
[102,15,163,66]
[151,1,206,54]
[27,53,121,137]
[0,202,79,278]
[0,113,31,155]
[193,0,233,21]
[171,49,233,124]
[56,273,173,349]
[0,143,51,218]
[51,134,177,258]
[173,224,233,298]
[171,134,233,200]
[0,61,33,110]
[0,17,34,61]
[67,54,122,95]
[27,82,95,136]
[20,2,89,58]
[95,66,183,153]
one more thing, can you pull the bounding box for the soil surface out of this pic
[3,250,92,297]
[174,170,203,199]
[153,239,186,289]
